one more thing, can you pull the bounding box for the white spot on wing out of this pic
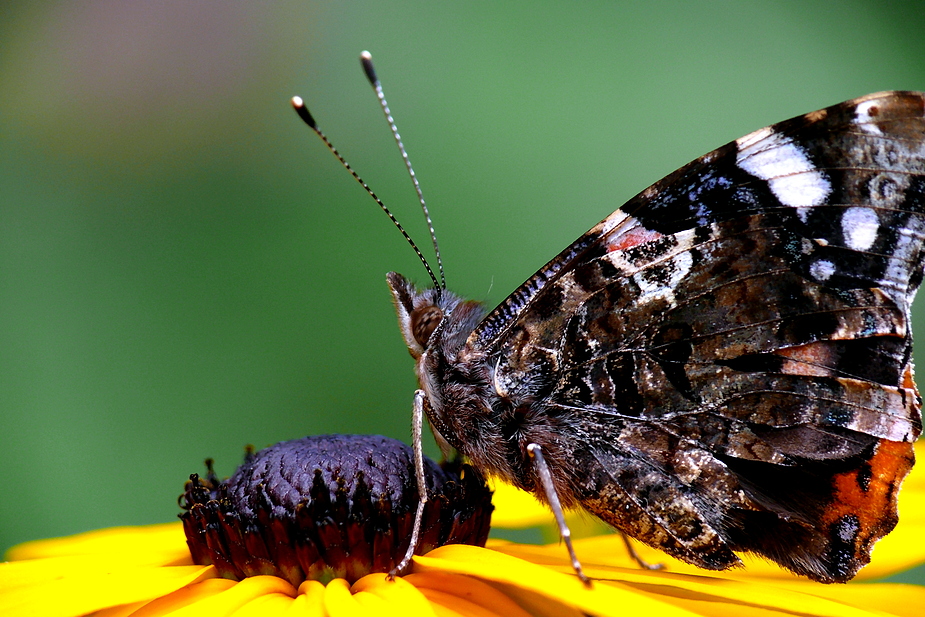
[841,207,880,252]
[855,100,883,135]
[632,250,693,305]
[883,215,925,310]
[809,259,835,282]
[736,128,831,218]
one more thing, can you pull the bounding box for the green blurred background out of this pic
[2,0,925,583]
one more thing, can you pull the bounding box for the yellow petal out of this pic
[282,595,323,617]
[154,576,296,617]
[415,544,701,617]
[92,601,150,617]
[489,480,552,528]
[796,582,925,617]
[349,589,392,613]
[286,580,327,617]
[488,537,632,570]
[479,582,589,617]
[495,531,925,585]
[0,561,216,617]
[606,576,909,617]
[599,572,899,617]
[592,560,923,617]
[351,573,437,617]
[420,543,919,617]
[420,598,470,617]
[414,588,503,617]
[506,537,924,616]
[405,572,533,617]
[322,578,362,617]
[5,523,189,565]
[1,553,207,592]
[127,578,237,616]
[229,591,298,616]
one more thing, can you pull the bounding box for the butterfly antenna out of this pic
[360,51,446,291]
[291,96,442,291]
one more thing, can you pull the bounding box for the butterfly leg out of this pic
[527,443,591,586]
[620,531,665,571]
[390,389,429,579]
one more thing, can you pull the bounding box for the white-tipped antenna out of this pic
[291,96,442,291]
[360,51,445,291]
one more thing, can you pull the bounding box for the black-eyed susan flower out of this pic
[179,434,492,586]
[3,439,925,617]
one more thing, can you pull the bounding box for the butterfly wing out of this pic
[469,91,925,581]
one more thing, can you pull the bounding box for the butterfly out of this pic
[385,91,925,583]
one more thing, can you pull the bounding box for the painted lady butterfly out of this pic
[385,91,925,583]
[295,76,925,583]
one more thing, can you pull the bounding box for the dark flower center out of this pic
[180,434,493,585]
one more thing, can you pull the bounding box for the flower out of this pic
[178,435,493,586]
[3,442,925,617]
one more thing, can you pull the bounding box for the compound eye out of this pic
[410,305,443,347]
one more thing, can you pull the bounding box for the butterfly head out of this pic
[386,272,486,360]
[388,272,451,358]
[387,271,496,464]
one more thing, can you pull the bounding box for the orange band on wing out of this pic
[822,438,915,549]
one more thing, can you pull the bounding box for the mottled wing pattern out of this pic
[471,92,925,581]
